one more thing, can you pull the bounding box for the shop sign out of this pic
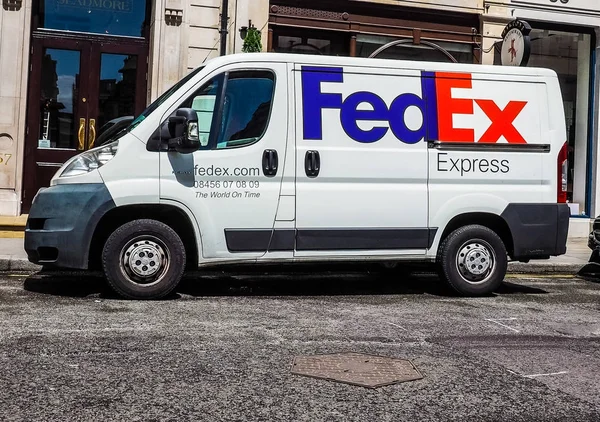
[511,0,600,13]
[56,0,133,13]
[500,20,532,67]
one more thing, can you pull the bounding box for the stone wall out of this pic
[148,0,270,100]
[0,1,31,216]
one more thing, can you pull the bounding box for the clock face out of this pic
[502,28,526,66]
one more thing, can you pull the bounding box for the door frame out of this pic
[22,29,149,211]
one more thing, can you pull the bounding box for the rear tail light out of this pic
[557,141,568,203]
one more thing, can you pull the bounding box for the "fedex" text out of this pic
[301,66,528,145]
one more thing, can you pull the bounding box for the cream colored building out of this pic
[0,0,598,238]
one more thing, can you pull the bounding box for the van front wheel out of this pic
[102,219,186,299]
[438,225,507,297]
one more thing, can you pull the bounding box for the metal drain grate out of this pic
[291,352,423,388]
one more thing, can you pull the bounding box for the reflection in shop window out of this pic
[39,0,148,37]
[523,29,592,216]
[273,30,349,56]
[39,48,81,149]
[355,34,474,64]
[98,54,137,129]
[277,36,331,55]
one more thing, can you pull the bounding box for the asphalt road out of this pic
[0,266,599,421]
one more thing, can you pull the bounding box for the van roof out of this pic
[202,52,558,78]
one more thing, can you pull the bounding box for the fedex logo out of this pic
[301,66,528,145]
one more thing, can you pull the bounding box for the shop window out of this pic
[355,34,474,64]
[36,0,149,37]
[277,36,333,55]
[273,28,349,56]
[525,29,592,216]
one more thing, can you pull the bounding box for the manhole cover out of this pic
[291,352,423,388]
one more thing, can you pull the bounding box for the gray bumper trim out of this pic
[24,184,115,269]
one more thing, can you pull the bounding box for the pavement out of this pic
[1,237,592,274]
[1,271,599,420]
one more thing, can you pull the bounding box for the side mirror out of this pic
[167,108,200,154]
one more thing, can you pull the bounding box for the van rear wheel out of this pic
[102,219,186,300]
[437,225,507,296]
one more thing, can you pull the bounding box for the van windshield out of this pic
[127,66,205,132]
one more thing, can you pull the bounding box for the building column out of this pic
[0,0,32,216]
[350,34,357,57]
[572,34,591,215]
[233,0,270,53]
[591,28,600,219]
[148,0,190,102]
[479,8,511,65]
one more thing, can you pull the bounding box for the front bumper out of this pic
[585,216,600,266]
[24,184,115,269]
[588,217,600,250]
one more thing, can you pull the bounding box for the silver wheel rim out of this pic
[456,239,496,285]
[119,235,170,287]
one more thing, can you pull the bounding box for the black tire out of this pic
[437,225,507,297]
[102,219,186,300]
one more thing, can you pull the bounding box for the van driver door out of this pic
[159,63,288,260]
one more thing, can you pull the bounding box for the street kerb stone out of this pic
[290,352,423,389]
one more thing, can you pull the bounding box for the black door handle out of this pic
[262,149,278,177]
[305,150,320,178]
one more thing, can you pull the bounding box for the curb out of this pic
[0,256,42,272]
[507,262,583,275]
[0,257,585,275]
[0,215,27,239]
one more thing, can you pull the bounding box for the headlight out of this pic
[59,141,119,178]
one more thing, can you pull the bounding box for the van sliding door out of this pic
[293,64,430,257]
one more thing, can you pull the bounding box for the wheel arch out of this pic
[437,212,514,258]
[88,203,200,270]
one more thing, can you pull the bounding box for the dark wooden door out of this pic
[23,33,148,211]
[88,41,148,149]
[23,37,93,211]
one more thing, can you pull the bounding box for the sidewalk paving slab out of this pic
[0,238,591,275]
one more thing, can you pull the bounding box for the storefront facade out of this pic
[0,0,270,216]
[1,0,599,238]
[496,0,600,236]
[266,0,484,63]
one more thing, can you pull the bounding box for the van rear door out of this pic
[426,71,547,239]
[293,64,430,256]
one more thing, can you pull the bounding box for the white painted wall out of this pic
[510,0,600,15]
[509,0,600,26]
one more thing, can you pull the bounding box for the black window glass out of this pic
[39,0,148,37]
[216,72,274,149]
[180,71,274,150]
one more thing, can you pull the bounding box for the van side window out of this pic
[215,71,275,149]
[183,76,223,147]
[178,70,275,150]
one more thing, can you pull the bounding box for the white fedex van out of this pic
[25,53,570,299]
